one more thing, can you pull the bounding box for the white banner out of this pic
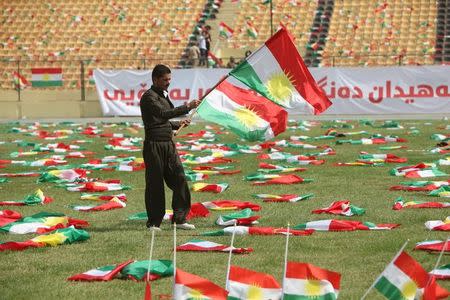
[94,66,450,116]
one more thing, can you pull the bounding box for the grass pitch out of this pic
[0,119,449,299]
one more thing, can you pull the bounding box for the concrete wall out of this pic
[0,89,102,119]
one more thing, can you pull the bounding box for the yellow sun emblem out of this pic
[305,279,322,296]
[187,288,204,299]
[265,71,295,106]
[234,106,261,130]
[401,281,418,299]
[247,283,264,299]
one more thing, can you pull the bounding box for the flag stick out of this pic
[174,74,229,136]
[173,222,177,291]
[225,221,237,291]
[426,236,449,286]
[146,229,155,282]
[281,224,290,296]
[360,239,409,300]
[144,229,155,300]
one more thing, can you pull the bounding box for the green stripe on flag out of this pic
[374,276,406,300]
[197,97,267,141]
[32,81,63,87]
[230,61,272,101]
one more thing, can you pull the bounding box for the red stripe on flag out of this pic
[229,265,281,288]
[393,251,428,286]
[31,68,62,74]
[216,80,287,136]
[285,262,341,289]
[265,28,332,114]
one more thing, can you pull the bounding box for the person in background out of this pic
[187,41,200,67]
[139,64,201,231]
[198,31,207,67]
[226,56,237,69]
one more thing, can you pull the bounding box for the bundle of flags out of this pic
[390,180,450,192]
[63,180,131,192]
[201,200,261,211]
[68,260,134,281]
[257,162,306,173]
[37,169,87,183]
[252,174,312,185]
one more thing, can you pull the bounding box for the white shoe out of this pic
[175,223,196,230]
[148,226,162,232]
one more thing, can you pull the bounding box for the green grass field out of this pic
[0,119,449,299]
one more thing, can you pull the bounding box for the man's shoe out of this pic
[175,223,196,230]
[148,226,162,232]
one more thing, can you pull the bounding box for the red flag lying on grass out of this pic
[176,239,252,254]
[392,197,450,210]
[415,239,450,253]
[312,200,366,216]
[68,260,134,281]
[216,208,260,226]
[174,269,228,299]
[252,174,312,185]
[0,189,53,206]
[389,180,450,192]
[201,200,261,211]
[80,193,127,202]
[71,198,126,212]
[293,219,399,231]
[0,226,89,252]
[192,182,229,193]
[425,217,450,231]
[253,193,313,203]
[201,226,314,236]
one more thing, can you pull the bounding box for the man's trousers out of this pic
[143,140,191,227]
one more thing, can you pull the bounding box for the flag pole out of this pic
[426,236,449,286]
[281,223,290,297]
[225,221,237,291]
[144,229,155,300]
[174,74,229,136]
[173,222,177,292]
[360,239,409,300]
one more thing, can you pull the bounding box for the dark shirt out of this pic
[140,85,190,141]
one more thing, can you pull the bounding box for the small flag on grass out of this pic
[293,219,399,231]
[429,264,450,280]
[415,239,450,253]
[216,208,260,226]
[71,198,126,212]
[201,226,314,236]
[118,260,173,281]
[392,197,450,210]
[192,182,229,193]
[201,200,261,211]
[425,217,450,231]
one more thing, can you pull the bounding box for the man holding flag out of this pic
[140,64,201,231]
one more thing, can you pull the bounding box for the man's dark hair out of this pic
[152,64,171,79]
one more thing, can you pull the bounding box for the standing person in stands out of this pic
[187,41,200,67]
[140,64,201,231]
[198,31,207,66]
[204,25,212,56]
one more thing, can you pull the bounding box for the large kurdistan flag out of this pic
[197,80,287,141]
[229,27,332,113]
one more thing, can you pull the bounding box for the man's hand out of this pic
[187,99,202,110]
[180,119,191,127]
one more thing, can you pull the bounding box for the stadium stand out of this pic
[1,0,448,91]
